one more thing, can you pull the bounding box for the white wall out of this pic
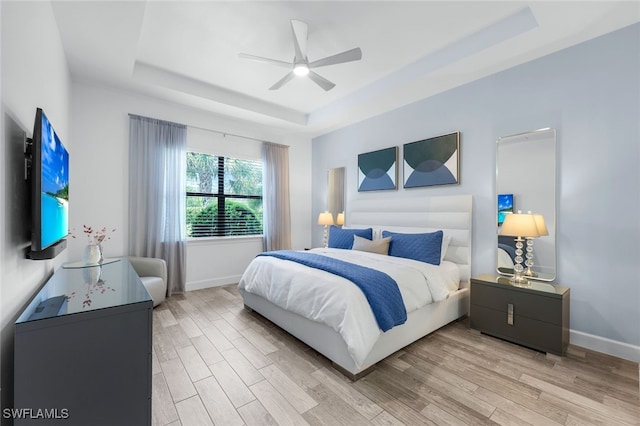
[70,82,312,291]
[0,0,72,411]
[312,24,640,361]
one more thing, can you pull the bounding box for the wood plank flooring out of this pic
[151,285,639,426]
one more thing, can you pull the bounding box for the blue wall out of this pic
[312,24,640,352]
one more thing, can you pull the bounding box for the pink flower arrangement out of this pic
[66,269,116,309]
[71,225,116,245]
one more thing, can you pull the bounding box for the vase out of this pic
[83,244,103,265]
[82,265,102,285]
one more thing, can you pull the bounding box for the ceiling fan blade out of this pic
[291,19,308,61]
[307,71,335,91]
[238,53,292,68]
[269,71,296,90]
[309,47,362,69]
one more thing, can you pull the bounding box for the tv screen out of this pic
[497,193,513,225]
[31,108,69,253]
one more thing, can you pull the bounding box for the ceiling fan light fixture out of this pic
[239,20,362,91]
[293,64,309,76]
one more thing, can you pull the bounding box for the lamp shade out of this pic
[317,212,334,226]
[499,213,540,238]
[336,212,345,226]
[533,214,549,236]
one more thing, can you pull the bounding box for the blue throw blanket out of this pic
[257,250,407,332]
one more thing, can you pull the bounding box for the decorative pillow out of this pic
[328,226,372,249]
[381,230,443,265]
[352,235,391,255]
[378,226,451,262]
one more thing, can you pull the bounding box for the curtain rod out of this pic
[128,113,288,147]
[128,113,185,128]
[188,124,290,148]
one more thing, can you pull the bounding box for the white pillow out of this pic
[441,235,452,261]
[352,235,391,255]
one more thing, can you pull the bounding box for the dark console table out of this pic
[14,258,153,425]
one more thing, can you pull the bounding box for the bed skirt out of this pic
[239,286,469,380]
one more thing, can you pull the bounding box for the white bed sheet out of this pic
[238,248,460,368]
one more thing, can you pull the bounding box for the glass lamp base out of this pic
[510,237,530,286]
[509,274,531,287]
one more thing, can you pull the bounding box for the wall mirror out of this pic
[496,128,556,281]
[327,167,345,225]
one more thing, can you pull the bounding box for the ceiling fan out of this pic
[239,19,362,91]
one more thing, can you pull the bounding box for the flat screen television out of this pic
[497,193,514,225]
[27,108,69,259]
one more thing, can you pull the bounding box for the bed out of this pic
[238,194,472,379]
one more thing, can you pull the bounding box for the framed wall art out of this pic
[497,193,514,225]
[357,146,398,192]
[403,132,460,188]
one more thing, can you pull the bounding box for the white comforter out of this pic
[238,248,460,368]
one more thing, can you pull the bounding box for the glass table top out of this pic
[474,274,569,296]
[16,258,152,324]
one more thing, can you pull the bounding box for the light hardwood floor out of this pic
[151,285,639,426]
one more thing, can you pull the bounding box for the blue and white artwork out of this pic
[497,193,514,225]
[403,132,460,188]
[358,147,398,191]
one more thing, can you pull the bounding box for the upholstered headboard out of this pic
[347,194,473,284]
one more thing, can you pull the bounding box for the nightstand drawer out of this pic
[472,281,563,325]
[470,305,564,355]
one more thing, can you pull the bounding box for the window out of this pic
[186,152,263,237]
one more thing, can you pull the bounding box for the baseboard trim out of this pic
[186,275,241,292]
[570,329,640,363]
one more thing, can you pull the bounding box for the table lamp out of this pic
[317,212,334,248]
[499,212,540,286]
[524,213,548,277]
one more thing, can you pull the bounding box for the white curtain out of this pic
[128,115,187,295]
[262,142,291,251]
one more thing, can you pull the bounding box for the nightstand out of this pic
[470,274,570,356]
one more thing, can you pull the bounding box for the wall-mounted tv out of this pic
[497,193,513,225]
[27,108,69,260]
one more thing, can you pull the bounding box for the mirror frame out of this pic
[496,128,556,282]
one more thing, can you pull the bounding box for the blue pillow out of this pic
[381,230,443,265]
[328,226,372,249]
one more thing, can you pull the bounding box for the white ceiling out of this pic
[51,1,640,137]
